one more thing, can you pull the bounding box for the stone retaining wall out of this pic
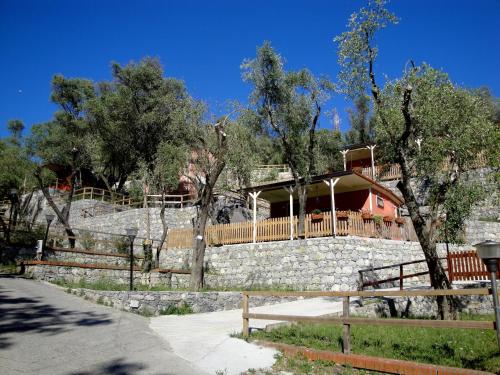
[67,288,299,315]
[45,248,134,267]
[27,235,477,292]
[161,236,472,291]
[350,283,494,318]
[24,264,189,288]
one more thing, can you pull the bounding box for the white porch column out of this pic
[369,187,373,212]
[415,138,422,153]
[249,191,261,244]
[323,178,340,237]
[340,150,349,171]
[366,145,376,179]
[283,187,294,241]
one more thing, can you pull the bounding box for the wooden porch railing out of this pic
[359,164,402,181]
[447,250,498,282]
[166,211,414,249]
[359,153,489,182]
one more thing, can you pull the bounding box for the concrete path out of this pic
[0,276,209,375]
[150,297,347,375]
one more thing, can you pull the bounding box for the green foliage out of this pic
[79,231,96,250]
[315,128,344,173]
[9,225,46,247]
[334,0,398,98]
[335,1,499,247]
[242,41,335,180]
[0,127,36,197]
[112,236,129,254]
[151,141,189,193]
[85,57,192,190]
[159,302,193,315]
[250,321,500,373]
[345,95,375,144]
[372,214,382,225]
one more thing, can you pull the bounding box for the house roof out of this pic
[245,170,404,206]
[342,142,376,162]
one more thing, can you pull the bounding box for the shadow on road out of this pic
[0,276,112,350]
[68,357,148,375]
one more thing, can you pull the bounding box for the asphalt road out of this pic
[0,276,209,375]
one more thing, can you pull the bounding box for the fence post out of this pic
[447,250,454,283]
[399,264,404,290]
[342,296,351,354]
[242,293,250,337]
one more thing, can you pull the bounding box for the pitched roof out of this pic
[245,170,404,205]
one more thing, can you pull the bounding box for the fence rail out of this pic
[358,258,447,290]
[167,210,415,249]
[241,288,498,357]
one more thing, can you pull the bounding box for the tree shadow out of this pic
[0,276,112,350]
[69,357,147,375]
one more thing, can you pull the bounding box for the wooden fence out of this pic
[448,250,498,282]
[358,258,447,290]
[167,211,415,249]
[241,288,498,354]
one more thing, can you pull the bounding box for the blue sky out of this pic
[1,0,499,138]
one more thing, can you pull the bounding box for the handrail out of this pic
[358,257,447,290]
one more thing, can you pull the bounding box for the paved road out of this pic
[0,276,209,375]
[151,297,351,375]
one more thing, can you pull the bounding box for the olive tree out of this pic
[242,42,334,235]
[335,0,499,318]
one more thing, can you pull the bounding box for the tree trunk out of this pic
[142,242,153,273]
[155,200,169,269]
[396,166,457,319]
[367,52,457,319]
[190,188,211,291]
[35,168,76,248]
[189,119,228,291]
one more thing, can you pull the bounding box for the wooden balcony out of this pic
[356,164,402,181]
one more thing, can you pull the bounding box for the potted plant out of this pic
[395,217,405,225]
[383,215,394,222]
[311,209,323,221]
[336,210,349,219]
[361,209,373,220]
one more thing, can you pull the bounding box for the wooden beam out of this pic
[243,313,495,330]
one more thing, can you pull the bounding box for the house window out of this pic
[376,192,384,208]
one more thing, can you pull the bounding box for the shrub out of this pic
[159,302,193,315]
[79,231,96,250]
[112,236,129,254]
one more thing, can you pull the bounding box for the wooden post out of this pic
[242,293,250,337]
[367,145,376,180]
[283,187,294,241]
[343,296,351,354]
[369,187,373,212]
[341,149,349,171]
[250,191,261,243]
[399,264,404,290]
[323,178,340,237]
[448,250,454,283]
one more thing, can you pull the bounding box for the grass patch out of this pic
[50,278,304,292]
[50,278,178,291]
[0,263,18,274]
[159,302,192,315]
[248,316,500,373]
